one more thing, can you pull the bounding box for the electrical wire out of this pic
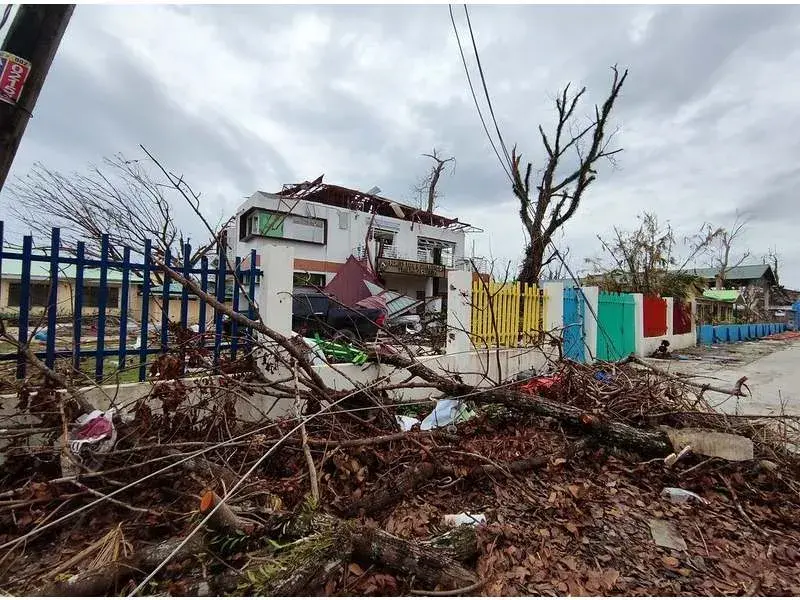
[448,5,512,183]
[463,5,514,172]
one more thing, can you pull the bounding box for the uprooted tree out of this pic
[514,66,628,285]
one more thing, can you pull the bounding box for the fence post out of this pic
[580,286,599,363]
[446,269,472,355]
[631,292,644,358]
[257,244,294,337]
[542,281,563,335]
[665,297,674,337]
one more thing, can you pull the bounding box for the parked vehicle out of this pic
[292,291,385,342]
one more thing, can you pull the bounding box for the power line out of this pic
[448,5,512,184]
[463,5,513,172]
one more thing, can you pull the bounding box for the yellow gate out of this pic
[469,281,547,348]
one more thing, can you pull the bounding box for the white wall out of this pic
[542,282,564,333]
[446,269,472,355]
[581,286,600,362]
[234,192,467,279]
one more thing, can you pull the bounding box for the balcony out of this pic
[356,246,485,279]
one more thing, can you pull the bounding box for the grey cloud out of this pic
[3,23,295,235]
[2,4,800,283]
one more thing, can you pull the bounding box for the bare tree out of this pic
[5,154,224,268]
[701,213,750,289]
[412,148,455,213]
[513,66,628,285]
[764,246,780,286]
[587,212,710,298]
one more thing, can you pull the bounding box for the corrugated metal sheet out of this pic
[364,281,420,317]
[323,256,379,307]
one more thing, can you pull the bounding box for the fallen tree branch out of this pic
[38,534,205,596]
[200,490,257,534]
[721,476,768,537]
[343,454,551,518]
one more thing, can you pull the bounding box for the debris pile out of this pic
[1,340,800,596]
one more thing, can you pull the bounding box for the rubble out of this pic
[2,286,800,596]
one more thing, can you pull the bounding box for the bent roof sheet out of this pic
[702,289,742,302]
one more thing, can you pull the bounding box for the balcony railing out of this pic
[351,246,495,275]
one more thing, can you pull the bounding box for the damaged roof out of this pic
[266,175,480,232]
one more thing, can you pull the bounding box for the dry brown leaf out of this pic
[601,568,620,590]
[662,556,680,568]
[348,563,364,577]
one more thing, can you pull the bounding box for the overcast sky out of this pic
[3,4,800,286]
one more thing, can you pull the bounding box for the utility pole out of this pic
[0,5,74,191]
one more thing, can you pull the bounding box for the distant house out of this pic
[0,259,140,318]
[680,264,778,309]
[695,289,743,324]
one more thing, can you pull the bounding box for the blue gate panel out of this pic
[562,287,585,363]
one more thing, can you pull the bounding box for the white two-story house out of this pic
[231,177,481,304]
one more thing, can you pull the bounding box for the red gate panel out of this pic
[643,295,667,337]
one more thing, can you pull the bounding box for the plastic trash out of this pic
[313,334,368,365]
[594,371,613,382]
[648,518,687,551]
[419,398,476,431]
[443,513,486,527]
[519,375,561,395]
[395,415,420,432]
[660,487,709,505]
[61,409,117,476]
[69,409,117,457]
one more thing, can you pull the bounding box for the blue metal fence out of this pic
[562,287,585,362]
[0,222,262,383]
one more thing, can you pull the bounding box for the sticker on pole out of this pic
[0,51,32,105]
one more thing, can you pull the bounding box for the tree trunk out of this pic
[369,352,674,458]
[238,515,478,595]
[38,535,205,596]
[342,462,436,517]
[352,527,478,590]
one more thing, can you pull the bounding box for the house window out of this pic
[241,209,326,244]
[370,228,396,258]
[417,238,456,267]
[293,272,326,288]
[8,282,51,307]
[83,286,120,308]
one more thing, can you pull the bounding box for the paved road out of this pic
[647,338,800,416]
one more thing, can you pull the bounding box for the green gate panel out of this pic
[596,292,636,362]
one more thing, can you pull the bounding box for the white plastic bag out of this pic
[395,415,421,431]
[443,513,486,527]
[660,487,709,505]
[419,399,476,431]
